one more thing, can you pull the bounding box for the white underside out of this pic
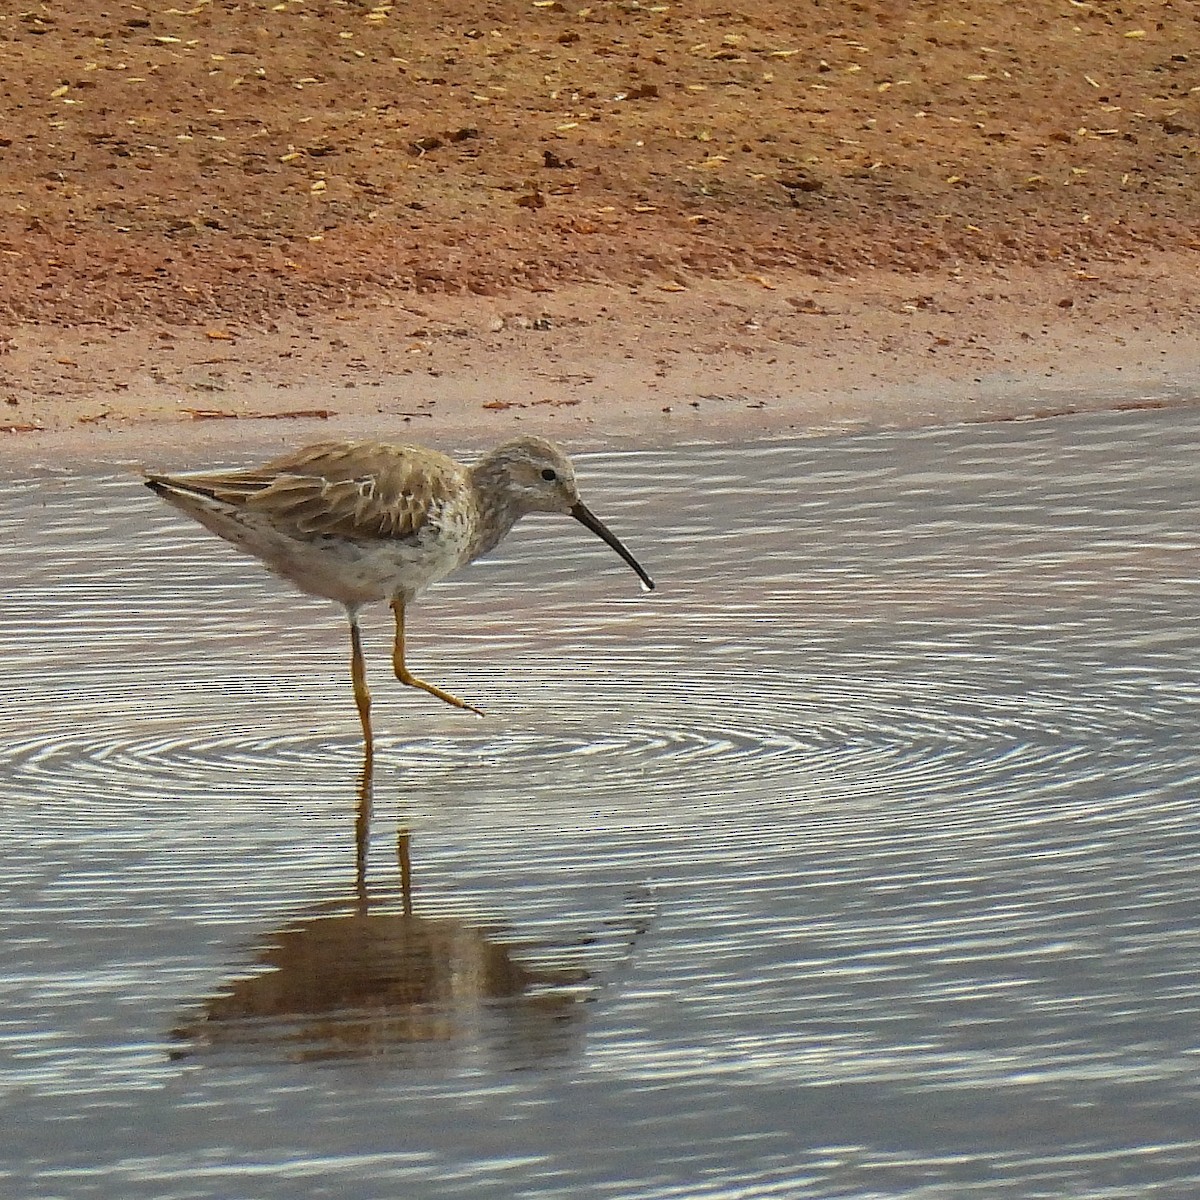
[181,501,472,609]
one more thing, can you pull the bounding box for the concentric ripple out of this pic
[0,656,1175,823]
[0,646,1187,835]
[4,407,1200,1199]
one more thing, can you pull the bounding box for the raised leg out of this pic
[347,610,375,756]
[390,598,484,716]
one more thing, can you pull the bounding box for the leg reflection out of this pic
[354,749,412,917]
[398,826,413,917]
[354,749,374,910]
[171,757,593,1065]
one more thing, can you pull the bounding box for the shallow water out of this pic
[3,406,1200,1198]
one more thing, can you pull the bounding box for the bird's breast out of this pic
[236,496,472,607]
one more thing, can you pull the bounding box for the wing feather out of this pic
[154,441,465,542]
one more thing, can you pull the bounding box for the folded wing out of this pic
[146,441,462,542]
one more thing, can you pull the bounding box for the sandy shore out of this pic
[4,250,1198,470]
[4,0,1199,468]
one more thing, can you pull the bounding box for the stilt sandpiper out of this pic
[144,435,654,754]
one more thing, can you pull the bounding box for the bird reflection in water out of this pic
[171,757,600,1067]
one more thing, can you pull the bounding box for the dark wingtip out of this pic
[143,474,219,503]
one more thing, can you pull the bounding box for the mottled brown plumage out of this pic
[177,441,464,542]
[144,435,653,754]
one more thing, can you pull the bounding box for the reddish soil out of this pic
[0,0,1197,456]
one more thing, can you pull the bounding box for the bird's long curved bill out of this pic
[571,501,655,592]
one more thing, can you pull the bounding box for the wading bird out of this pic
[145,435,654,755]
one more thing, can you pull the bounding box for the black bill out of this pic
[570,501,655,592]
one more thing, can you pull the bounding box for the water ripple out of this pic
[3,407,1200,1198]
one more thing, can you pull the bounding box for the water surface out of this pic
[2,407,1200,1197]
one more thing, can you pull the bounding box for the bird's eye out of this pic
[541,468,557,482]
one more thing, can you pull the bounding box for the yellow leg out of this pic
[348,613,375,757]
[391,598,484,716]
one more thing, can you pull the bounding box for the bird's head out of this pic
[479,435,580,515]
[472,435,654,591]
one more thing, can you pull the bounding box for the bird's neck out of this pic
[465,462,524,562]
[469,506,521,561]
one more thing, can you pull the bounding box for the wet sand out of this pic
[4,251,1199,469]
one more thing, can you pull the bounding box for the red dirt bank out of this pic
[0,0,1197,452]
